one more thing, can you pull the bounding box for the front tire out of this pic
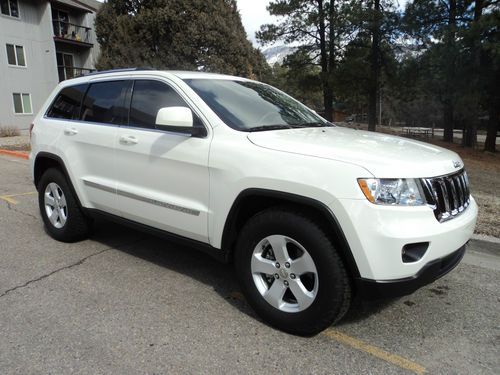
[38,168,90,242]
[234,208,351,335]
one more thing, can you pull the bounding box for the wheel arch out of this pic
[221,188,360,278]
[33,152,85,210]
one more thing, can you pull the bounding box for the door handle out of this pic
[119,135,138,145]
[64,127,78,136]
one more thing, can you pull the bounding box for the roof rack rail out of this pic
[86,67,155,76]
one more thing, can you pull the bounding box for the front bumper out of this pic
[329,196,477,280]
[354,244,466,300]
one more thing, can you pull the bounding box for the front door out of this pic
[114,79,211,243]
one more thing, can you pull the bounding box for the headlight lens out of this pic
[358,178,425,206]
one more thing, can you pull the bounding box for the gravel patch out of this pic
[0,131,30,149]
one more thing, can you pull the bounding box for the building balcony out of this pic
[52,20,93,47]
[58,65,94,82]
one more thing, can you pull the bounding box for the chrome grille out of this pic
[421,170,470,222]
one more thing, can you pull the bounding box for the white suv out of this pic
[30,69,477,335]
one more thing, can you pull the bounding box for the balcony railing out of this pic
[58,65,94,82]
[52,20,92,46]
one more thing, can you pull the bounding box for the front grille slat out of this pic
[421,169,470,222]
[448,177,459,214]
[455,176,464,210]
[438,179,451,214]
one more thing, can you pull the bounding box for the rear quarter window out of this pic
[46,84,87,120]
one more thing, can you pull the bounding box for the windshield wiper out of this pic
[247,124,293,132]
[298,122,333,128]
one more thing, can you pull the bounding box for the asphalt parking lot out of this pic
[0,154,499,375]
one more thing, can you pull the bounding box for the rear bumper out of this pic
[355,245,466,300]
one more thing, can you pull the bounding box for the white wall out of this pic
[0,0,59,129]
[0,0,100,129]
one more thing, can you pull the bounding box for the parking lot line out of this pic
[0,191,36,205]
[323,329,426,374]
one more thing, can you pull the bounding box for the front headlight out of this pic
[357,178,425,206]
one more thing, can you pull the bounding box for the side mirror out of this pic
[155,106,193,130]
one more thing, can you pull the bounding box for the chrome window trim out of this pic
[44,76,211,139]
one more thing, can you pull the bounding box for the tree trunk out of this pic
[326,0,336,122]
[324,88,334,122]
[442,0,457,142]
[443,102,454,142]
[463,0,483,148]
[317,0,332,121]
[368,0,380,132]
[484,104,498,152]
[462,124,477,148]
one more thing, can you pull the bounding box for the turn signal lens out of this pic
[357,178,425,206]
[358,179,375,203]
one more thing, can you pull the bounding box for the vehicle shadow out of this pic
[338,298,398,325]
[88,218,395,327]
[88,218,260,320]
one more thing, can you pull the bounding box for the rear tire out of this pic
[234,208,351,335]
[38,168,90,242]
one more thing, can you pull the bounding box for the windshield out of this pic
[184,79,330,132]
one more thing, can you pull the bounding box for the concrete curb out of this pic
[0,149,29,160]
[471,233,500,244]
[469,237,499,257]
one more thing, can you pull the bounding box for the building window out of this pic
[6,44,25,66]
[13,93,32,114]
[56,52,74,81]
[52,8,69,37]
[1,0,19,18]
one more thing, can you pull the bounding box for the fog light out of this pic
[402,242,429,263]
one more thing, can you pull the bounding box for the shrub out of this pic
[0,126,20,137]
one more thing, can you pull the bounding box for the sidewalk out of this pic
[0,130,30,158]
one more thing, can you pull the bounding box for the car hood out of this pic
[247,126,463,178]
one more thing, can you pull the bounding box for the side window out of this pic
[81,81,130,125]
[129,80,188,129]
[46,84,87,120]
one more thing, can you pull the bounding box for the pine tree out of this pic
[257,0,353,121]
[94,0,268,78]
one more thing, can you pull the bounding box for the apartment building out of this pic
[0,0,100,129]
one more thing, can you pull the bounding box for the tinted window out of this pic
[129,80,188,129]
[47,84,87,119]
[81,81,130,124]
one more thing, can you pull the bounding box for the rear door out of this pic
[114,78,211,243]
[53,79,131,214]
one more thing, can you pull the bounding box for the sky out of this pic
[236,0,278,46]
